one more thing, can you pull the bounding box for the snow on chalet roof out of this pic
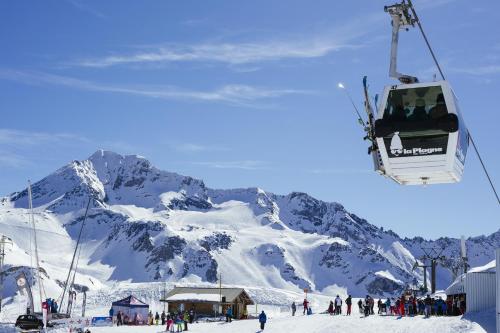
[165,287,254,304]
[166,293,221,303]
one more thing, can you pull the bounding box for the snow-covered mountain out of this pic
[1,150,498,313]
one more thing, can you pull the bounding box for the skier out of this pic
[183,311,189,331]
[166,314,173,332]
[117,311,123,326]
[345,295,352,316]
[363,296,370,317]
[400,296,406,317]
[148,311,153,325]
[291,302,296,316]
[302,299,309,315]
[446,297,453,316]
[155,312,160,325]
[226,307,233,323]
[385,298,391,315]
[175,313,183,332]
[259,310,267,331]
[334,295,342,315]
[442,298,448,315]
[189,308,195,323]
[327,301,334,315]
[242,307,248,319]
[377,299,382,314]
[357,299,363,314]
[161,311,166,325]
[424,295,432,318]
[109,307,114,324]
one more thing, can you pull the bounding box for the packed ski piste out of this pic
[1,0,499,332]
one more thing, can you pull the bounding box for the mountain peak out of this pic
[88,149,147,164]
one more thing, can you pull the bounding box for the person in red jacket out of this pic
[303,299,309,315]
[399,296,406,317]
[327,301,334,315]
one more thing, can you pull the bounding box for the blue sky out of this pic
[0,0,498,239]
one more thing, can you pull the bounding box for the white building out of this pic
[445,259,496,313]
[496,249,499,333]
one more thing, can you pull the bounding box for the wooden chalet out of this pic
[162,287,254,319]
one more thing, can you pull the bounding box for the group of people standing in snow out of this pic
[291,299,313,316]
[327,295,352,315]
[290,293,465,319]
[162,308,196,332]
[363,294,466,318]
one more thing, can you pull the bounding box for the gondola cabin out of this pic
[374,81,469,185]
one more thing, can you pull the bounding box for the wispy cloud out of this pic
[0,69,309,107]
[193,160,268,170]
[449,65,500,76]
[0,129,90,168]
[65,0,106,19]
[416,0,457,10]
[172,143,229,153]
[70,0,456,70]
[180,18,209,27]
[74,40,355,68]
[0,150,29,168]
[0,128,89,146]
[71,12,385,69]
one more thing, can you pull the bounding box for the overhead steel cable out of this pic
[469,135,500,204]
[407,0,446,81]
[59,197,92,312]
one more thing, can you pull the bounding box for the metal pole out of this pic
[28,181,44,312]
[219,273,222,316]
[0,235,7,313]
[163,282,166,313]
[423,266,427,293]
[431,260,437,294]
[495,249,500,333]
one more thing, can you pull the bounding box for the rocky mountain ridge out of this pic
[1,150,498,303]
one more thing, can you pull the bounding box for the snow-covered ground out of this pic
[0,310,494,333]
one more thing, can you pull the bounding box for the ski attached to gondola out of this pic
[362,76,385,174]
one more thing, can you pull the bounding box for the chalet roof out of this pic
[164,287,254,305]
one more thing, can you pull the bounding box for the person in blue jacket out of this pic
[259,310,267,330]
[226,307,233,323]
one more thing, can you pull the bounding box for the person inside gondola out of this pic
[429,93,447,119]
[391,105,407,121]
[410,98,428,121]
[385,93,407,121]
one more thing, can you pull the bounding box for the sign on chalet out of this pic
[163,287,254,319]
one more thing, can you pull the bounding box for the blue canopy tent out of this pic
[111,295,149,325]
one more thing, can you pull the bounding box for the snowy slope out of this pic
[1,310,492,333]
[0,150,498,322]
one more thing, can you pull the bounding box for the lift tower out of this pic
[0,235,13,313]
[421,246,446,294]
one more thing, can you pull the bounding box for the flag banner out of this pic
[16,272,34,314]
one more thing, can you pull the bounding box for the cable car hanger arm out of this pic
[384,1,418,84]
